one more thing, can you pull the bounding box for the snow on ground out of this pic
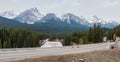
[41,39,63,48]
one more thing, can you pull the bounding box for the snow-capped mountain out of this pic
[87,16,119,28]
[60,13,89,25]
[36,13,67,26]
[39,13,60,23]
[14,8,43,24]
[0,8,118,28]
[0,11,18,19]
[88,16,112,24]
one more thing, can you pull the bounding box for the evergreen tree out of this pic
[88,24,103,43]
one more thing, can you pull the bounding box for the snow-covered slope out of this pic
[87,16,119,28]
[88,16,111,24]
[60,13,89,25]
[36,13,65,26]
[14,8,43,24]
[0,11,18,19]
[41,39,63,48]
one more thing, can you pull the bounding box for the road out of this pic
[0,42,114,61]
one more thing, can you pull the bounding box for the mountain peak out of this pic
[89,16,99,23]
[88,16,111,24]
[87,16,118,28]
[26,8,39,13]
[30,7,38,10]
[44,13,58,19]
[65,13,74,16]
[14,8,43,24]
[60,13,88,25]
[39,13,60,23]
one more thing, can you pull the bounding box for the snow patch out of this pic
[41,39,63,48]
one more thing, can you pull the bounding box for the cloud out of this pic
[11,0,18,2]
[102,1,119,7]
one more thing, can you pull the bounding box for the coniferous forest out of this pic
[0,24,120,48]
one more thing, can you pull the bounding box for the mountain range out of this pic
[0,8,119,33]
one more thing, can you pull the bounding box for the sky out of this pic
[0,0,120,22]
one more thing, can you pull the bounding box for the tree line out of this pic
[107,25,120,40]
[0,27,67,48]
[0,27,49,48]
[63,24,103,46]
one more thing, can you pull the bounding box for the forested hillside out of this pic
[0,27,47,48]
[0,23,119,48]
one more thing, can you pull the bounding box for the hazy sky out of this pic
[0,0,120,22]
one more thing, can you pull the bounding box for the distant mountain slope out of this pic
[88,16,119,28]
[60,13,89,25]
[0,11,18,19]
[33,13,88,33]
[0,16,88,33]
[37,13,65,25]
[0,16,24,28]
